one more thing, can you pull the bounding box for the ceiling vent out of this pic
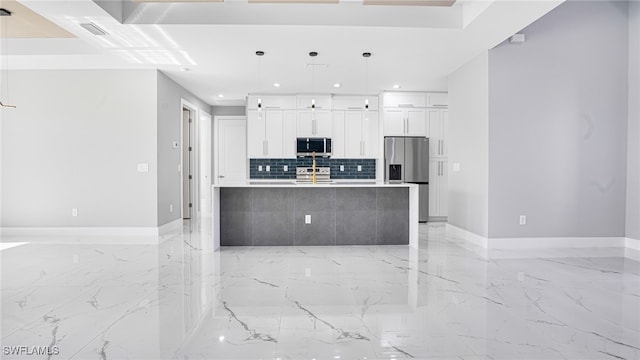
[80,22,107,36]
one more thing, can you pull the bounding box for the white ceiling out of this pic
[2,0,564,106]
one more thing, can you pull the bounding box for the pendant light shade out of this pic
[363,52,372,111]
[256,50,264,118]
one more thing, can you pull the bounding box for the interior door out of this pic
[218,118,247,184]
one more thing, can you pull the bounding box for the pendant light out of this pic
[309,51,318,112]
[255,50,264,119]
[0,8,16,109]
[363,52,371,112]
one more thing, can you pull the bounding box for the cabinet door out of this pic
[296,111,314,137]
[331,111,346,159]
[314,111,332,137]
[247,110,266,158]
[344,111,363,158]
[429,159,439,216]
[282,111,297,158]
[406,109,426,136]
[362,111,379,158]
[265,110,283,158]
[383,109,405,136]
[427,109,441,157]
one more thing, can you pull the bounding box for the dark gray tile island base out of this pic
[220,187,409,246]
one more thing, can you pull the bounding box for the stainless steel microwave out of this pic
[296,137,332,157]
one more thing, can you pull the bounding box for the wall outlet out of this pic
[519,215,527,225]
[172,141,179,149]
[266,165,270,172]
[72,208,78,217]
[305,215,311,224]
[169,204,174,213]
[357,165,362,172]
[137,163,149,172]
[283,165,288,172]
[453,162,461,172]
[340,165,345,172]
[258,165,263,172]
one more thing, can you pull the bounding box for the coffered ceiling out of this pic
[2,0,564,105]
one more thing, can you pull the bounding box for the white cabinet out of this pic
[383,108,427,136]
[297,95,332,110]
[297,110,332,138]
[333,110,379,159]
[426,92,448,107]
[343,110,379,158]
[331,112,346,158]
[428,108,448,158]
[382,92,426,108]
[282,111,298,158]
[429,159,448,218]
[332,95,379,111]
[248,110,294,158]
[247,95,296,110]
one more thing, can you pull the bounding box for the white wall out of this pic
[447,51,489,237]
[1,70,158,227]
[487,1,629,238]
[628,2,640,241]
[156,71,211,227]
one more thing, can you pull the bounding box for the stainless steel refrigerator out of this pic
[384,136,430,222]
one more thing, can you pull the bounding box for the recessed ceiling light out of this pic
[217,94,224,98]
[218,335,225,342]
[393,84,401,89]
[333,83,342,88]
[273,83,281,88]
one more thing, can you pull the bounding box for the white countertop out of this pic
[213,180,417,188]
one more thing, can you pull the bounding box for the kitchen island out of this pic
[212,181,419,250]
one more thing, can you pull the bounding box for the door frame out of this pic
[180,99,200,221]
[214,115,247,185]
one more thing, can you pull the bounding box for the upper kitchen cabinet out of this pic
[382,92,426,108]
[426,92,448,107]
[428,108,448,158]
[332,95,379,111]
[383,108,427,136]
[297,110,332,138]
[344,110,379,158]
[246,95,296,110]
[296,95,332,110]
[247,109,295,159]
[382,92,428,136]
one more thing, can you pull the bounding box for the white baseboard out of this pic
[0,227,159,237]
[158,219,183,236]
[446,224,638,260]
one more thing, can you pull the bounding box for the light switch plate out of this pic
[71,208,78,217]
[519,215,527,225]
[137,163,149,172]
[305,215,311,224]
[453,163,461,172]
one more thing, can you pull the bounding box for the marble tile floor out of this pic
[1,222,639,360]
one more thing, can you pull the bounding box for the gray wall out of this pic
[447,52,490,237]
[1,70,158,227]
[628,3,640,240]
[156,71,211,226]
[487,1,629,238]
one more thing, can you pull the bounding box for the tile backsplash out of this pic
[250,158,376,179]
